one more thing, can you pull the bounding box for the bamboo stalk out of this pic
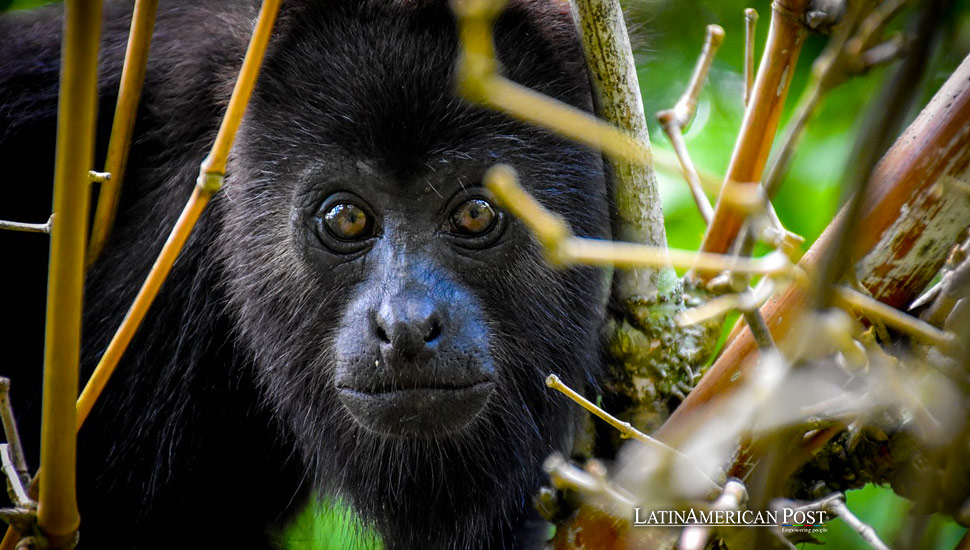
[2,3,282,548]
[200,0,281,177]
[693,0,810,267]
[658,51,970,444]
[87,0,159,265]
[77,0,282,430]
[36,0,102,546]
[484,165,792,275]
[76,185,210,427]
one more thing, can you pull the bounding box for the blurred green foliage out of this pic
[0,0,52,10]
[285,498,382,550]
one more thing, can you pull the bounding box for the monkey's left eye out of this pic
[324,203,374,241]
[449,199,497,236]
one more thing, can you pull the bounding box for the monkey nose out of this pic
[372,296,444,357]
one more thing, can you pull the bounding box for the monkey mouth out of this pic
[336,381,495,437]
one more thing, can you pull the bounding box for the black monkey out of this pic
[0,1,610,548]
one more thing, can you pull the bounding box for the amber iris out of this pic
[451,199,496,236]
[324,203,372,240]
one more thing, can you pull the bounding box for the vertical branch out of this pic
[744,9,758,106]
[569,0,672,301]
[37,0,102,546]
[695,0,811,265]
[76,0,283,428]
[86,0,159,265]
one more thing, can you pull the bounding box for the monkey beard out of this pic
[223,236,601,550]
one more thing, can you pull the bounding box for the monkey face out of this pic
[324,172,504,437]
[214,6,611,529]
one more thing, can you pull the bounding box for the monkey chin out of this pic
[336,381,496,438]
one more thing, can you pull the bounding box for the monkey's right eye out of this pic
[323,203,374,241]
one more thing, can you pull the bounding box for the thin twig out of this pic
[744,9,758,106]
[679,479,747,550]
[917,237,970,326]
[545,374,720,493]
[654,147,722,195]
[547,374,658,446]
[86,170,110,183]
[75,0,283,429]
[742,308,776,351]
[543,453,636,507]
[658,24,724,130]
[657,24,723,224]
[833,287,951,347]
[0,217,51,234]
[87,0,159,265]
[454,0,650,166]
[661,129,713,225]
[694,0,811,265]
[485,164,792,275]
[676,277,778,327]
[0,447,31,508]
[805,494,893,550]
[0,379,28,488]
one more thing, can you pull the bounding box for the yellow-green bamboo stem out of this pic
[37,0,102,546]
[485,164,792,275]
[201,0,281,177]
[77,0,282,429]
[76,186,210,427]
[87,0,159,265]
[454,0,651,167]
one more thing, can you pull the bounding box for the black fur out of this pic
[0,2,610,549]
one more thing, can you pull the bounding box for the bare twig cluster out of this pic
[453,0,970,549]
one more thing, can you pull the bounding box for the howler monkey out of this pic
[0,1,610,548]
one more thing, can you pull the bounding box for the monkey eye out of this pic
[449,199,497,236]
[323,203,373,241]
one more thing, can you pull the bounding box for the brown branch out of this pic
[693,0,811,268]
[658,51,970,446]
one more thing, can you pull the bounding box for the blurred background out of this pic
[3,0,969,548]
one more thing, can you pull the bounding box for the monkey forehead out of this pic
[244,0,593,176]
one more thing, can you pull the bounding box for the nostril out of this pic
[373,318,390,344]
[424,318,442,343]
